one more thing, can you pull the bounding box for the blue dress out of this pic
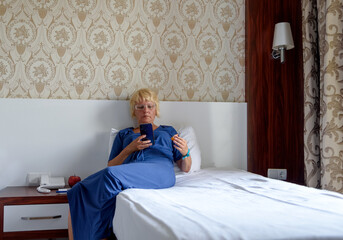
[67,125,182,240]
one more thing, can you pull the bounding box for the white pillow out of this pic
[108,126,201,173]
[108,128,119,157]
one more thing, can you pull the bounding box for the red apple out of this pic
[68,175,81,187]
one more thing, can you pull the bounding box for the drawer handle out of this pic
[21,215,62,220]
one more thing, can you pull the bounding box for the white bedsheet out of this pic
[113,168,343,240]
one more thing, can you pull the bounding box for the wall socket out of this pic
[267,169,287,180]
[26,172,50,186]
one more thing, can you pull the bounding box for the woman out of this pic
[67,88,192,240]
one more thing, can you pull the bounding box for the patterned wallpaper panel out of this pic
[0,0,245,102]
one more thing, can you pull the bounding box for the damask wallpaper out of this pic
[0,0,245,102]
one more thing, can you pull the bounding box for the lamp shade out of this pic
[272,22,294,50]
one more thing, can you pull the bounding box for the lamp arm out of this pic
[271,46,286,63]
[271,49,280,60]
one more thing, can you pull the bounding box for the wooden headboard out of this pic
[0,99,247,190]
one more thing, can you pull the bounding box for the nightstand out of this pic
[0,186,69,240]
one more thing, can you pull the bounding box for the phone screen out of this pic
[140,123,154,145]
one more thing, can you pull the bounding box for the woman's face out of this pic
[134,99,156,124]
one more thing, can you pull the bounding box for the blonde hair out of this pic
[130,88,160,118]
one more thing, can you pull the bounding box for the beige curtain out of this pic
[302,0,343,193]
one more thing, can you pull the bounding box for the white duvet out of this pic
[113,168,343,240]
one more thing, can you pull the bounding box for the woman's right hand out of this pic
[125,135,152,153]
[108,135,152,167]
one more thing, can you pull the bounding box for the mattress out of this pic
[113,168,343,240]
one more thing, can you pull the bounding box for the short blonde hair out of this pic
[130,88,160,118]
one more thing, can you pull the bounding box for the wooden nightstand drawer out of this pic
[4,204,68,232]
[0,186,69,239]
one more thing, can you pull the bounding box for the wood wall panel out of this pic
[246,0,304,184]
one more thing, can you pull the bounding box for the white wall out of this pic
[0,99,246,190]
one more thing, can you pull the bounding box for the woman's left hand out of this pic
[172,134,188,156]
[173,134,192,173]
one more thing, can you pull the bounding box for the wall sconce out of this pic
[271,22,294,63]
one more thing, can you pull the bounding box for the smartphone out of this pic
[140,123,154,145]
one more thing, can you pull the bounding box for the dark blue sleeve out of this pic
[108,131,124,161]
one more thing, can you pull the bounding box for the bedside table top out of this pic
[0,186,68,205]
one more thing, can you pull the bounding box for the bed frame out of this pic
[0,98,247,190]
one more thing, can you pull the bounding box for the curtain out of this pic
[302,0,343,193]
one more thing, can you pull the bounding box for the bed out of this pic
[113,168,343,240]
[104,100,343,240]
